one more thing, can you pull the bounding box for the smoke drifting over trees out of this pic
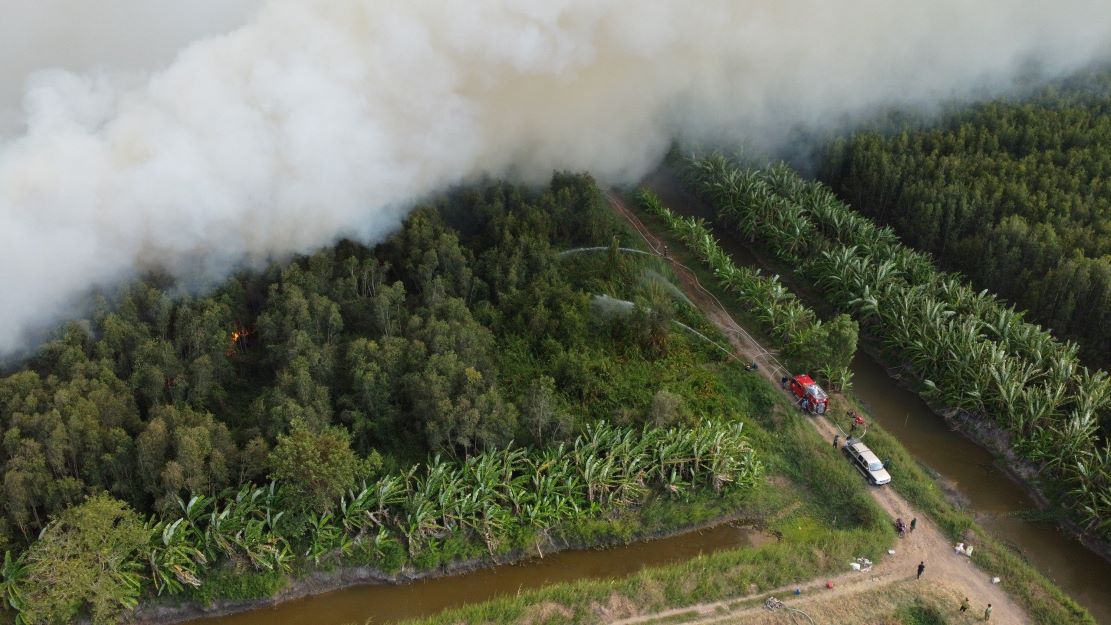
[1,0,1110,354]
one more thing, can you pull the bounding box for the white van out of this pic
[842,439,892,485]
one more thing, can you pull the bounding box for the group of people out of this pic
[960,596,993,621]
[919,564,993,620]
[894,516,916,537]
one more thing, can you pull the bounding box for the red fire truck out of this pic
[782,374,829,415]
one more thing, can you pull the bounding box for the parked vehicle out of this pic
[782,374,829,414]
[841,438,891,485]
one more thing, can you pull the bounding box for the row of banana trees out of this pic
[681,153,1111,538]
[2,420,761,622]
[638,189,854,391]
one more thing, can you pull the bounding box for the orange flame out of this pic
[226,326,252,357]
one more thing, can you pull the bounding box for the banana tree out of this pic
[682,151,1111,541]
[145,517,207,595]
[0,550,26,622]
[304,512,347,564]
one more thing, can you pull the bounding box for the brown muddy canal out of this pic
[186,168,1111,625]
[644,167,1111,625]
[185,523,773,625]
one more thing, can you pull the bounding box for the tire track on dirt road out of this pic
[603,190,1029,625]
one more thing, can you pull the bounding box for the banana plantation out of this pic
[679,154,1111,539]
[637,189,856,391]
[2,419,761,624]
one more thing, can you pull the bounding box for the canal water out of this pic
[185,523,773,625]
[643,167,1111,624]
[185,167,1110,625]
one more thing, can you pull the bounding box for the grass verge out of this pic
[393,377,895,625]
[846,411,1095,625]
[629,187,1095,625]
[714,578,963,625]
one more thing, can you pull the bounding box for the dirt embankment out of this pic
[605,191,1030,625]
[132,190,1038,625]
[637,172,1111,566]
[130,512,769,625]
[614,578,970,625]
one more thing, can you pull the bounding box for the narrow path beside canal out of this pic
[640,166,1111,625]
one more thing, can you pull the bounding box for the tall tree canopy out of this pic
[821,71,1111,366]
[19,494,147,625]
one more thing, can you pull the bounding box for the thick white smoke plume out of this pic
[0,0,263,134]
[2,0,1110,354]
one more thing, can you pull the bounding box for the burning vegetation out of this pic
[226,325,252,356]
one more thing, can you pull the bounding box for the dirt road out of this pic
[603,190,1028,625]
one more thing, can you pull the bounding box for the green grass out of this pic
[192,567,288,606]
[206,186,1088,625]
[396,374,895,625]
[708,578,966,625]
[833,397,1095,625]
[622,191,1095,625]
[896,601,952,625]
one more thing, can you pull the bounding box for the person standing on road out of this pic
[910,517,917,532]
[916,561,925,579]
[983,603,992,620]
[959,597,970,613]
[833,434,840,448]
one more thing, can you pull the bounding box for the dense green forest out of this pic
[0,174,775,625]
[0,174,607,540]
[820,76,1111,366]
[678,154,1111,544]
